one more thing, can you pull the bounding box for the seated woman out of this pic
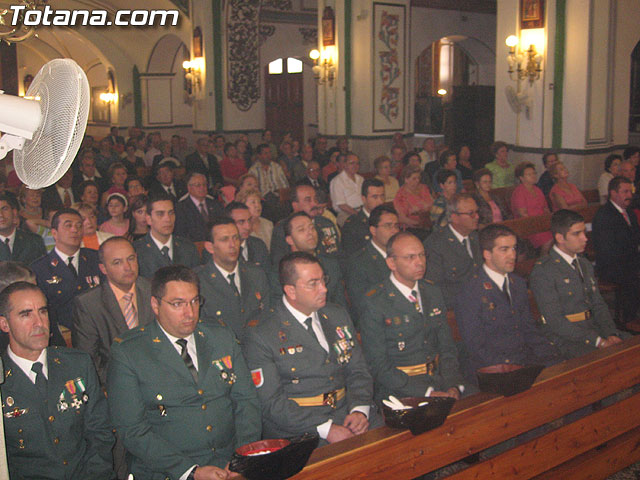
[322,151,340,182]
[127,194,149,241]
[549,162,587,211]
[399,151,422,181]
[18,186,44,222]
[78,203,113,250]
[597,154,622,204]
[485,141,515,188]
[394,165,434,238]
[472,168,510,228]
[429,169,458,230]
[101,161,128,207]
[510,162,553,252]
[77,180,100,209]
[236,188,274,249]
[99,193,130,237]
[220,142,248,186]
[432,149,463,194]
[122,142,145,175]
[456,145,474,180]
[374,155,400,202]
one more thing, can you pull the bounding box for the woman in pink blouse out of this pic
[510,162,553,251]
[394,165,434,229]
[220,142,248,186]
[549,161,587,211]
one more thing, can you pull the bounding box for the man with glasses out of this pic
[108,265,261,480]
[424,193,481,308]
[244,252,378,445]
[175,172,225,243]
[299,159,329,195]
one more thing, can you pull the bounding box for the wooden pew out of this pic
[289,337,640,479]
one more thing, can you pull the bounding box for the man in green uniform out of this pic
[107,265,261,480]
[197,217,271,343]
[270,212,346,307]
[345,205,399,328]
[424,193,481,308]
[361,232,467,403]
[341,178,386,256]
[0,282,115,479]
[530,209,626,359]
[244,252,378,444]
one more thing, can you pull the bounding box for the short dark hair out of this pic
[623,146,640,160]
[479,224,516,252]
[609,175,632,194]
[185,171,207,186]
[402,152,420,166]
[256,144,270,155]
[124,176,143,192]
[0,281,43,318]
[78,180,99,198]
[369,204,397,227]
[209,217,237,243]
[439,149,455,167]
[223,142,235,155]
[151,265,199,299]
[490,141,508,157]
[279,251,322,288]
[146,191,175,214]
[472,168,492,184]
[374,155,390,171]
[386,231,419,257]
[98,236,134,264]
[51,208,81,230]
[361,178,384,197]
[542,151,558,166]
[224,201,249,215]
[284,211,311,237]
[551,209,584,237]
[0,262,35,292]
[0,193,19,211]
[291,183,314,204]
[437,169,457,185]
[604,154,622,173]
[515,162,535,179]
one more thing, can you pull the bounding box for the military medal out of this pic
[398,341,406,351]
[279,348,286,355]
[385,318,392,325]
[6,397,13,407]
[213,356,236,384]
[296,345,303,353]
[431,308,441,316]
[278,331,287,342]
[483,282,492,290]
[5,407,28,418]
[287,346,296,355]
[564,278,570,284]
[51,258,58,267]
[46,276,62,284]
[394,317,401,326]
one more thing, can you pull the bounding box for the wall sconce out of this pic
[99,92,117,103]
[309,47,336,87]
[505,34,543,85]
[182,57,204,96]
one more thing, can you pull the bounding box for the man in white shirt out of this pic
[330,153,364,226]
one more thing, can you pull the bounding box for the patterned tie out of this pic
[67,255,77,277]
[31,362,47,398]
[304,317,320,344]
[176,338,198,383]
[122,292,138,329]
[503,277,512,305]
[227,273,240,296]
[161,246,170,260]
[63,189,71,208]
[409,290,422,312]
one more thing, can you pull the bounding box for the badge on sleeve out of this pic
[251,368,264,388]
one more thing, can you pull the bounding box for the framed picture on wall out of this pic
[521,0,544,29]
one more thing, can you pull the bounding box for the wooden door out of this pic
[265,64,303,144]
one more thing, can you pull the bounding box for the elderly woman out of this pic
[236,188,273,249]
[374,155,400,201]
[394,165,434,229]
[430,169,458,230]
[77,180,100,209]
[597,154,622,204]
[19,186,44,221]
[485,141,515,188]
[472,168,510,228]
[78,203,113,250]
[510,162,552,251]
[99,192,130,237]
[549,162,587,211]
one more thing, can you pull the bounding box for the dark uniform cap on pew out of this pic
[476,364,544,397]
[382,396,455,435]
[229,433,319,480]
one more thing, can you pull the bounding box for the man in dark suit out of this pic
[105,126,125,146]
[185,137,224,191]
[345,205,399,328]
[341,178,386,256]
[244,252,378,444]
[226,201,271,274]
[31,208,101,347]
[147,161,186,201]
[0,282,115,479]
[0,194,46,264]
[456,224,560,381]
[424,194,481,308]
[72,237,154,385]
[134,193,201,279]
[592,176,640,329]
[197,217,270,343]
[175,172,225,243]
[107,265,261,480]
[42,169,75,212]
[298,159,329,196]
[72,151,107,197]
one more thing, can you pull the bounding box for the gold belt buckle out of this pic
[323,390,337,409]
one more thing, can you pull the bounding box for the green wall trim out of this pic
[213,0,224,132]
[132,65,142,128]
[552,0,566,149]
[344,0,352,136]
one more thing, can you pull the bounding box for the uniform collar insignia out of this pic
[152,337,161,343]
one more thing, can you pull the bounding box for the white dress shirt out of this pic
[215,261,241,295]
[330,171,364,213]
[7,345,48,383]
[150,233,173,260]
[54,247,80,272]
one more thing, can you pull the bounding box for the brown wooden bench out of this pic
[285,337,640,479]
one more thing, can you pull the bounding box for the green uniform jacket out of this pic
[344,241,390,328]
[360,278,466,402]
[243,301,374,440]
[133,232,201,279]
[107,321,261,480]
[269,215,341,267]
[341,209,370,256]
[196,260,271,343]
[1,347,115,480]
[0,228,47,265]
[423,226,481,308]
[529,249,626,359]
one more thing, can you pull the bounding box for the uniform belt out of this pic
[289,388,346,409]
[565,310,592,322]
[397,355,439,376]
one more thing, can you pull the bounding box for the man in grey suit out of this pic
[424,193,481,308]
[134,192,201,278]
[72,237,154,385]
[244,252,378,445]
